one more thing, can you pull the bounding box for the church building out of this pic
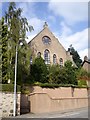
[28,22,75,66]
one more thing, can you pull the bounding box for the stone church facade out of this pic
[28,22,75,66]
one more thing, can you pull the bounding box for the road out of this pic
[17,107,88,118]
[2,107,88,119]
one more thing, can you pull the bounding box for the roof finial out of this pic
[43,22,48,28]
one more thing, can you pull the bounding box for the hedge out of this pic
[0,84,21,92]
[0,83,88,92]
[33,82,88,88]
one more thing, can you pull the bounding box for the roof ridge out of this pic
[28,27,45,44]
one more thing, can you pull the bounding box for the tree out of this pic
[17,43,31,85]
[64,60,78,85]
[47,61,78,85]
[0,18,9,83]
[76,68,88,87]
[30,57,48,83]
[2,2,33,84]
[69,45,82,67]
[47,65,61,84]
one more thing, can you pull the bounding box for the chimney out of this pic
[68,48,70,52]
[67,51,70,56]
[84,56,88,61]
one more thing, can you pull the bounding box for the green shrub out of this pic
[1,84,21,92]
[33,82,89,88]
[64,60,78,85]
[78,80,87,87]
[30,57,48,83]
[21,86,30,94]
[76,68,89,87]
[33,82,76,88]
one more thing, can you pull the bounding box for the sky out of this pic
[1,0,89,60]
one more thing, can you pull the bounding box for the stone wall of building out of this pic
[0,92,20,117]
[28,26,75,65]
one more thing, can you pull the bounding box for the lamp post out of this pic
[13,45,18,117]
[13,41,23,117]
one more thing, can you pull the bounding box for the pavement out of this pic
[12,107,88,118]
[1,107,88,120]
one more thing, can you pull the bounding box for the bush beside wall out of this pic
[0,84,21,92]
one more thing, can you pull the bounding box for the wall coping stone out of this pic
[29,92,88,100]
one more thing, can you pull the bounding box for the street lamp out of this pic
[13,45,18,117]
[13,41,23,117]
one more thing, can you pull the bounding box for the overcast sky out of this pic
[1,1,89,60]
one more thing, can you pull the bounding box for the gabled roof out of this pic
[28,24,66,52]
[28,27,45,44]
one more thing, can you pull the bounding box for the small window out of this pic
[44,49,50,64]
[30,56,33,65]
[42,36,51,45]
[60,58,63,67]
[37,52,41,58]
[53,54,57,64]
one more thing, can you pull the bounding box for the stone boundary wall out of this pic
[0,92,20,117]
[0,86,89,117]
[29,86,88,113]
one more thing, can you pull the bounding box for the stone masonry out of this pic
[28,23,76,66]
[0,92,20,118]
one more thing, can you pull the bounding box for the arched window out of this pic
[53,54,57,64]
[60,58,63,67]
[42,36,51,45]
[37,52,41,58]
[44,49,50,64]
